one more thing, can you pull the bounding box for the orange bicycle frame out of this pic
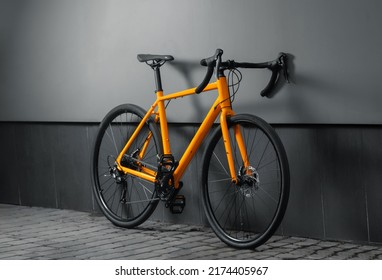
[115,75,249,187]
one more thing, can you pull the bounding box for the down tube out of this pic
[173,100,221,186]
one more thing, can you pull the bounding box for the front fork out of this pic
[220,110,250,185]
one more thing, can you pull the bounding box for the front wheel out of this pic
[201,114,289,249]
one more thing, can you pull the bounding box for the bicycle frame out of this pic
[115,75,249,188]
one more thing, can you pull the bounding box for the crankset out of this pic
[154,154,186,213]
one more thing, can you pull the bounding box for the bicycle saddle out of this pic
[137,54,174,63]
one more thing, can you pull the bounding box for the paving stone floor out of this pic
[1,204,382,260]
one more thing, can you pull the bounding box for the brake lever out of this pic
[278,53,290,83]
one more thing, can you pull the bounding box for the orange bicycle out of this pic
[91,49,290,249]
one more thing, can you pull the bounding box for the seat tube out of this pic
[156,90,171,154]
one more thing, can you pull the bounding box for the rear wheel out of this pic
[91,104,162,228]
[202,114,289,249]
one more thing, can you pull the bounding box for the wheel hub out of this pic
[237,166,260,198]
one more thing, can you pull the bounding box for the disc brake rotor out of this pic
[238,166,260,198]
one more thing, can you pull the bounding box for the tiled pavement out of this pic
[1,203,382,260]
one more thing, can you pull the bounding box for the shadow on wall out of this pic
[167,53,296,122]
[168,59,207,122]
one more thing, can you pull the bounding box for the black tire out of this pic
[202,114,289,249]
[91,104,162,228]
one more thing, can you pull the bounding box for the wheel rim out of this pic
[205,120,285,245]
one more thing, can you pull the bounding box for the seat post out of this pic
[153,66,163,92]
[137,54,173,92]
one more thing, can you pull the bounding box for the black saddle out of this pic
[137,54,174,63]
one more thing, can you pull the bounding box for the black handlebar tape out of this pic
[232,61,270,69]
[195,49,223,93]
[200,49,223,66]
[260,68,280,97]
[195,64,214,93]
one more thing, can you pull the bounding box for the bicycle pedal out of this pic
[169,195,186,214]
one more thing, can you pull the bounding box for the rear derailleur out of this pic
[107,161,128,204]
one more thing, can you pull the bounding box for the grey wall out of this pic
[2,0,382,245]
[1,0,382,124]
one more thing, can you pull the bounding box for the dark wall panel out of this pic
[361,128,382,243]
[53,124,95,211]
[14,124,58,208]
[317,127,368,242]
[0,123,97,211]
[1,122,382,245]
[276,127,325,239]
[0,123,19,204]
